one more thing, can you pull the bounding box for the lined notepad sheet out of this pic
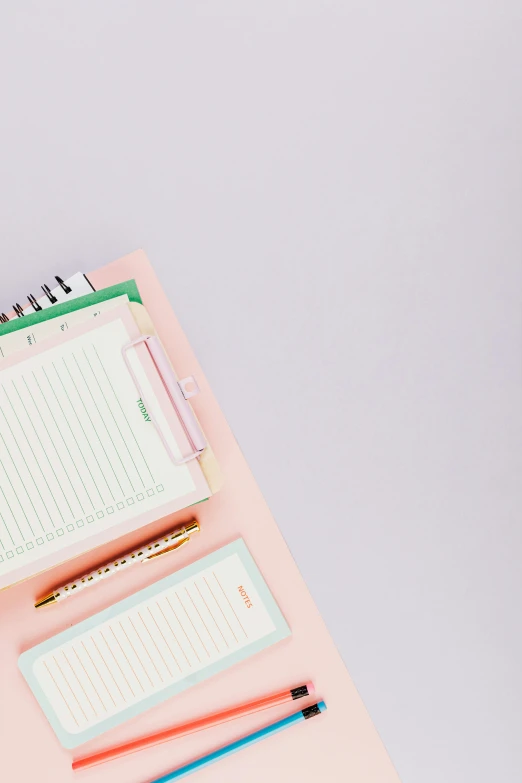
[19,540,290,748]
[0,307,209,587]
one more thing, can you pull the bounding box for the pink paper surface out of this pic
[0,251,401,783]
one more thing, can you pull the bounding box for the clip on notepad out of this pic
[122,335,206,465]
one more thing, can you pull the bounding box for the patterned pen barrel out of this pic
[34,520,199,608]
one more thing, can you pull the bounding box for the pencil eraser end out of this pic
[305,681,315,696]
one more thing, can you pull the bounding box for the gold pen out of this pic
[35,520,200,608]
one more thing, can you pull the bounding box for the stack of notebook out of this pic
[0,252,399,783]
[0,274,220,591]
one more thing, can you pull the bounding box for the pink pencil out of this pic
[72,682,315,771]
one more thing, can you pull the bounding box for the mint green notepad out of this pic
[18,539,290,748]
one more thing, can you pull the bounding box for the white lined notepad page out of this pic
[0,317,200,579]
[32,552,276,733]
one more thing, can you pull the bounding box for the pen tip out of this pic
[34,594,57,609]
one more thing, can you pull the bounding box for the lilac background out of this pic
[1,3,521,781]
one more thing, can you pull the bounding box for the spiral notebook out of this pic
[1,272,95,322]
[0,302,214,591]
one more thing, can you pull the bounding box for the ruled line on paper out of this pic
[204,575,239,643]
[92,344,155,484]
[84,347,147,489]
[165,595,200,664]
[0,317,197,577]
[213,570,249,639]
[33,552,278,734]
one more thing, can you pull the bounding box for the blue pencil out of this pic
[149,701,327,783]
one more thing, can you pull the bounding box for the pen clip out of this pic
[143,536,190,561]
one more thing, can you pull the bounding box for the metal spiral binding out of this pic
[27,294,42,311]
[41,283,57,304]
[3,276,73,322]
[55,276,72,294]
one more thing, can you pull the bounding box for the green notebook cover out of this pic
[0,279,142,338]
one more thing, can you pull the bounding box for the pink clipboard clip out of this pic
[122,335,206,466]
